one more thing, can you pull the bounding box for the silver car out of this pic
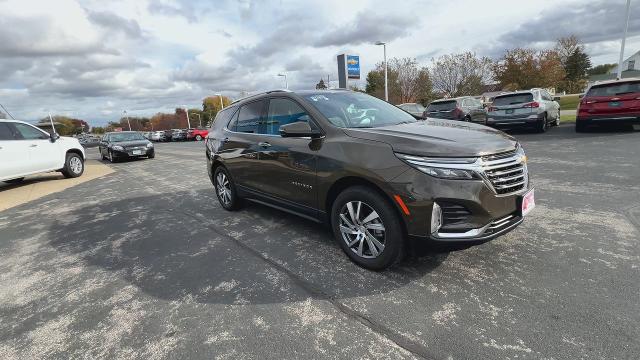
[486,89,560,133]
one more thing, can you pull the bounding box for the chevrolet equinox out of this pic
[205,90,535,270]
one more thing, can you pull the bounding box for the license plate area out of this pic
[609,101,620,107]
[519,188,535,217]
[506,109,514,114]
[132,150,142,155]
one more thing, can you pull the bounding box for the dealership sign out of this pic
[346,55,360,79]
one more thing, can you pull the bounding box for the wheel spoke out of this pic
[366,238,379,257]
[365,222,385,231]
[347,237,360,247]
[357,239,364,256]
[340,225,358,235]
[340,213,355,228]
[355,201,362,222]
[361,210,380,225]
[365,231,385,254]
[346,202,357,224]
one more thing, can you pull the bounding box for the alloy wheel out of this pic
[339,201,386,259]
[69,156,83,174]
[216,172,232,206]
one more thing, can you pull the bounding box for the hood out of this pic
[342,118,517,157]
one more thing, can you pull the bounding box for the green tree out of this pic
[493,48,565,91]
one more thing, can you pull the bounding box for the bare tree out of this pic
[429,52,493,97]
[366,57,432,104]
[555,35,580,66]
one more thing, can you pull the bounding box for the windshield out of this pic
[493,93,534,106]
[427,100,456,112]
[587,81,640,96]
[110,132,145,142]
[301,92,416,128]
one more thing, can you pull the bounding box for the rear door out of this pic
[11,122,61,173]
[253,97,319,212]
[221,100,266,191]
[469,98,487,123]
[584,80,640,117]
[0,122,29,180]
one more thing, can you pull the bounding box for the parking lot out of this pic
[1,125,639,359]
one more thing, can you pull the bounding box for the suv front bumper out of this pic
[388,168,532,242]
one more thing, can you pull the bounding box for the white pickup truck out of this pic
[0,119,85,183]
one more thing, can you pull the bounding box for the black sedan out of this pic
[98,131,155,163]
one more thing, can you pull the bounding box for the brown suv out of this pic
[205,90,535,270]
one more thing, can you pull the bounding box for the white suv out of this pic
[0,120,86,183]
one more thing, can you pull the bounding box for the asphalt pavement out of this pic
[1,124,639,359]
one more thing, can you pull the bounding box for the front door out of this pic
[255,97,319,212]
[0,122,30,180]
[11,122,60,173]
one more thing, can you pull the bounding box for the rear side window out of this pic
[493,93,534,106]
[211,107,236,131]
[232,100,264,133]
[427,100,456,112]
[263,98,309,135]
[0,123,16,140]
[587,81,640,97]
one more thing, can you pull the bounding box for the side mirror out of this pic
[578,94,584,99]
[553,96,561,102]
[50,132,60,143]
[279,121,322,138]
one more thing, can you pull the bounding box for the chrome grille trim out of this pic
[480,149,527,196]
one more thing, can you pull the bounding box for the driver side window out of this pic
[263,98,310,135]
[12,123,49,140]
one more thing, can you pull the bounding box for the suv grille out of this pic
[481,150,526,195]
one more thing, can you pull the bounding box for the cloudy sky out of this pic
[1,0,639,126]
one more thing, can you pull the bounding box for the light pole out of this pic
[123,110,131,131]
[277,73,288,89]
[617,0,632,80]
[183,106,191,129]
[375,41,388,102]
[214,93,224,110]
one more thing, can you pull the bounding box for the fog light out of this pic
[431,202,442,235]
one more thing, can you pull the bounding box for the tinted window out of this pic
[0,123,16,140]
[211,107,236,131]
[301,92,415,129]
[587,81,640,96]
[234,101,264,133]
[427,100,456,112]
[264,98,309,135]
[13,123,48,140]
[109,132,145,142]
[492,93,534,106]
[416,104,426,112]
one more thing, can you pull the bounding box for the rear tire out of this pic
[536,114,548,133]
[195,135,202,141]
[4,177,25,184]
[331,186,405,270]
[213,166,243,211]
[61,153,84,178]
[555,109,561,126]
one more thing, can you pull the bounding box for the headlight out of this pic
[146,142,153,148]
[112,145,124,151]
[395,153,480,180]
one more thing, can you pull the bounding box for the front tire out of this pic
[195,135,202,141]
[61,153,84,178]
[331,186,404,270]
[213,166,242,211]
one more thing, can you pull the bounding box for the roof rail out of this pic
[230,89,293,105]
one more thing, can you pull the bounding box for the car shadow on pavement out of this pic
[46,190,456,305]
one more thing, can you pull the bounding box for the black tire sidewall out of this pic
[213,166,241,211]
[330,186,404,270]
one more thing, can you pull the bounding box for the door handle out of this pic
[221,137,229,143]
[30,144,38,147]
[258,142,271,148]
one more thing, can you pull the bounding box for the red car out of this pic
[187,128,209,141]
[576,78,640,132]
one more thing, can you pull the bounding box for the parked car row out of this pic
[403,88,561,133]
[140,128,210,142]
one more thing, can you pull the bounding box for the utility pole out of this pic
[375,41,388,101]
[124,110,131,131]
[617,0,632,79]
[184,106,191,129]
